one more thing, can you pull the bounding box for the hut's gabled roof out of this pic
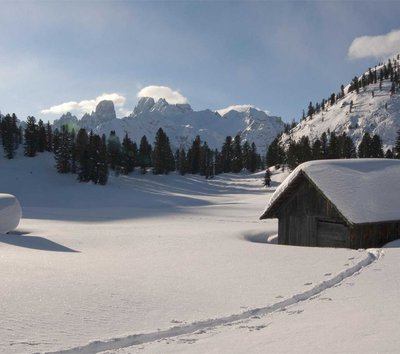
[260,159,400,225]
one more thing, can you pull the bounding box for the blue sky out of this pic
[1,0,400,123]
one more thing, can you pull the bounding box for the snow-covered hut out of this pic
[260,159,400,249]
[0,194,22,234]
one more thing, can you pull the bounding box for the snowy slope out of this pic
[281,59,400,150]
[53,98,284,155]
[0,152,379,354]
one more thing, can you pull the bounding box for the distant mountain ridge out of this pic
[280,55,400,150]
[53,97,285,155]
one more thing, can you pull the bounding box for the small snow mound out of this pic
[243,232,269,244]
[383,239,400,248]
[0,194,22,233]
[267,234,278,244]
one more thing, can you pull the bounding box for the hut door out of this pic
[316,220,347,248]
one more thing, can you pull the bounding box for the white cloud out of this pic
[117,107,132,117]
[137,85,188,104]
[348,30,400,60]
[41,93,126,115]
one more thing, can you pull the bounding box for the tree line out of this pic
[0,114,263,185]
[266,129,399,170]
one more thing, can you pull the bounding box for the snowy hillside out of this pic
[1,153,400,353]
[53,98,284,155]
[281,57,400,150]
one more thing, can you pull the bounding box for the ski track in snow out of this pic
[44,249,383,354]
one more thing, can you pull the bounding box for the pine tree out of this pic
[52,128,61,153]
[214,149,223,175]
[76,128,91,182]
[330,93,335,106]
[152,128,174,174]
[89,134,108,184]
[298,136,312,163]
[395,129,400,158]
[199,142,212,177]
[249,143,258,172]
[371,134,384,158]
[120,133,136,175]
[307,101,315,118]
[221,136,233,172]
[46,122,53,152]
[242,141,251,171]
[70,129,77,174]
[97,134,108,185]
[12,114,20,148]
[138,135,152,174]
[231,134,243,173]
[177,148,187,175]
[187,135,201,174]
[357,133,383,158]
[107,131,121,171]
[328,132,339,159]
[311,138,323,160]
[24,116,38,157]
[351,76,359,94]
[37,119,47,152]
[266,137,285,167]
[54,125,72,173]
[385,149,394,159]
[339,133,356,158]
[286,140,298,170]
[1,114,18,159]
[358,132,372,158]
[320,132,328,158]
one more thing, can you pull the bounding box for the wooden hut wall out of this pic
[277,177,347,247]
[349,222,400,249]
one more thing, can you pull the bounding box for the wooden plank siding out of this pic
[317,221,348,248]
[349,222,400,249]
[276,177,346,247]
[274,175,400,249]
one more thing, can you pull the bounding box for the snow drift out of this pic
[0,194,22,233]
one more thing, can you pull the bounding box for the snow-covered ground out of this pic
[0,153,399,353]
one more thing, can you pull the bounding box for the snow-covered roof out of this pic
[260,159,400,225]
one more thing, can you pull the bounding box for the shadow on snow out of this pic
[0,232,79,253]
[16,173,270,222]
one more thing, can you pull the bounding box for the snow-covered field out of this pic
[1,153,399,353]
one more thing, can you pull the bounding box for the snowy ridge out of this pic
[52,98,284,155]
[281,59,400,150]
[45,249,382,354]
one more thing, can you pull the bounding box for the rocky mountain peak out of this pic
[94,100,116,122]
[132,97,193,117]
[133,97,156,115]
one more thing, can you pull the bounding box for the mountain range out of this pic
[49,55,400,156]
[52,98,285,155]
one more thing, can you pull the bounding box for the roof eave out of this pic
[259,171,306,220]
